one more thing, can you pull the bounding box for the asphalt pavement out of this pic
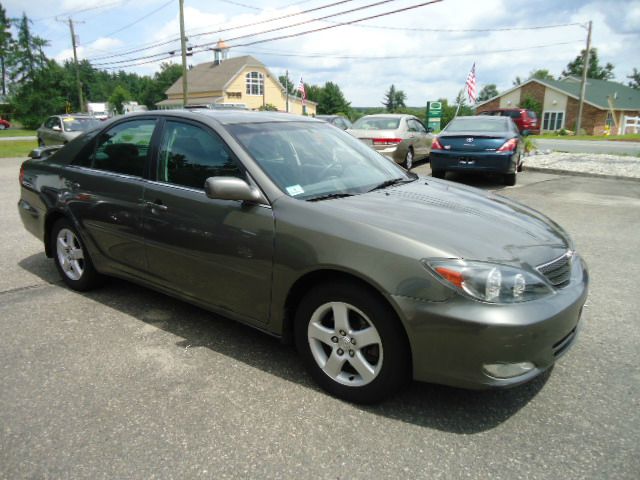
[535,138,640,156]
[2,157,639,479]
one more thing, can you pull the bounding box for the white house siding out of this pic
[543,89,568,112]
[499,89,521,108]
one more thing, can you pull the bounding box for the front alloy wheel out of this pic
[295,282,410,404]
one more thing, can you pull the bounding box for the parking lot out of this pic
[1,156,639,479]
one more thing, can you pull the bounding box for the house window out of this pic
[245,72,263,96]
[542,111,565,131]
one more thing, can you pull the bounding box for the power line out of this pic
[34,1,122,22]
[344,21,586,33]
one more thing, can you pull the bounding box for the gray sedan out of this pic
[37,114,101,147]
[347,114,433,169]
[19,110,588,403]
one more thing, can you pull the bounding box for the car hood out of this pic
[312,178,570,268]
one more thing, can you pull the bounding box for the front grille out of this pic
[552,327,577,357]
[537,251,573,288]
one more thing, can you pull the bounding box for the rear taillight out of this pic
[372,138,402,146]
[497,138,518,152]
[431,137,444,150]
[19,164,24,185]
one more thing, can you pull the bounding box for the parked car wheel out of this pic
[431,169,445,179]
[504,172,517,186]
[51,218,102,291]
[404,148,414,170]
[295,282,410,404]
[38,137,45,147]
[0,124,6,130]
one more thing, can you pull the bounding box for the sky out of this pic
[3,0,640,106]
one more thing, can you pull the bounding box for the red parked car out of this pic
[478,108,539,135]
[0,118,10,130]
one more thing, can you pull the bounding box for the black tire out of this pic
[403,148,414,170]
[504,172,517,186]
[431,169,445,179]
[294,281,411,404]
[51,218,102,291]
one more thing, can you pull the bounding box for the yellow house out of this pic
[157,54,316,115]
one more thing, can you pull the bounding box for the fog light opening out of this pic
[483,361,535,379]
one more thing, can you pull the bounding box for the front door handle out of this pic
[144,200,168,212]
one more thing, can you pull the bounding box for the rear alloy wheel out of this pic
[431,169,445,179]
[51,218,102,291]
[295,282,410,404]
[404,148,414,170]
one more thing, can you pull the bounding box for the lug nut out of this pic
[331,336,338,343]
[337,348,344,356]
[349,350,355,357]
[351,338,356,345]
[339,330,346,336]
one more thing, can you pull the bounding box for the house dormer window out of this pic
[246,72,263,96]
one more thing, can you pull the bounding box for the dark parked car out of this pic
[315,115,352,130]
[18,110,588,403]
[478,108,539,135]
[430,116,524,186]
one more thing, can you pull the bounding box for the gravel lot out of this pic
[1,156,639,479]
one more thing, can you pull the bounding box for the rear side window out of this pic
[157,121,243,190]
[91,119,156,177]
[505,111,522,119]
[527,110,537,120]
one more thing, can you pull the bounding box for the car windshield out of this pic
[228,122,414,201]
[445,118,509,133]
[352,117,400,130]
[62,117,101,132]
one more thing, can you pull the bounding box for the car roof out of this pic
[455,115,509,122]
[358,113,413,119]
[131,109,322,125]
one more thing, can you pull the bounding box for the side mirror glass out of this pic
[204,176,264,203]
[52,125,62,131]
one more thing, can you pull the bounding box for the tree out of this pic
[563,48,614,80]
[393,89,406,110]
[477,84,498,102]
[318,81,350,115]
[529,69,554,81]
[278,73,295,95]
[628,68,640,89]
[0,3,13,96]
[9,13,48,83]
[108,85,131,114]
[519,94,542,119]
[382,84,406,112]
[512,76,522,86]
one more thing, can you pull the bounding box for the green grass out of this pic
[0,129,37,137]
[532,133,640,141]
[0,139,37,158]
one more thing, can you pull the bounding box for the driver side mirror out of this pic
[52,125,61,131]
[204,177,266,204]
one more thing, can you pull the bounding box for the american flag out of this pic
[298,77,306,105]
[465,63,477,104]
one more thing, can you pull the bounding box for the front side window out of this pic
[157,121,243,189]
[62,117,101,133]
[91,119,156,176]
[45,117,61,129]
[245,71,264,96]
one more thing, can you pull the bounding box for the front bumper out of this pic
[430,150,517,174]
[393,256,589,389]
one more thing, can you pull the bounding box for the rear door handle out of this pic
[144,200,168,211]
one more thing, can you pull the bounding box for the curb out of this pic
[524,166,640,183]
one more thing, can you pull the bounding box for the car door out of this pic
[42,117,59,145]
[65,117,158,274]
[142,119,275,324]
[407,119,430,158]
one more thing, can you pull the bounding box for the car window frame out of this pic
[150,117,248,191]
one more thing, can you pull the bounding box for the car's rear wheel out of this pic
[431,169,445,179]
[295,282,410,404]
[504,172,517,186]
[404,148,414,170]
[51,218,102,291]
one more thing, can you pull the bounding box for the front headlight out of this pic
[423,259,554,304]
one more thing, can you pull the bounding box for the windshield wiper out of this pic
[368,176,415,192]
[306,192,354,202]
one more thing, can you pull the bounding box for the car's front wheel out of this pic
[295,282,410,404]
[51,218,102,291]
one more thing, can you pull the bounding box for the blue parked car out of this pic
[430,116,524,186]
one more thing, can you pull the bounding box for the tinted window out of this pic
[527,110,537,120]
[505,111,522,119]
[352,117,400,130]
[62,117,101,132]
[158,121,242,189]
[91,119,156,177]
[45,117,60,129]
[445,118,510,133]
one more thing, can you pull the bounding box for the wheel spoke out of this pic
[65,230,75,247]
[69,248,84,261]
[323,350,346,378]
[60,256,70,270]
[308,321,335,346]
[70,261,83,278]
[351,326,381,348]
[331,302,350,333]
[349,352,376,383]
[57,236,67,251]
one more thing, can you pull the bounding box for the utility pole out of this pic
[59,17,85,112]
[285,69,289,113]
[575,20,592,135]
[179,0,188,107]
